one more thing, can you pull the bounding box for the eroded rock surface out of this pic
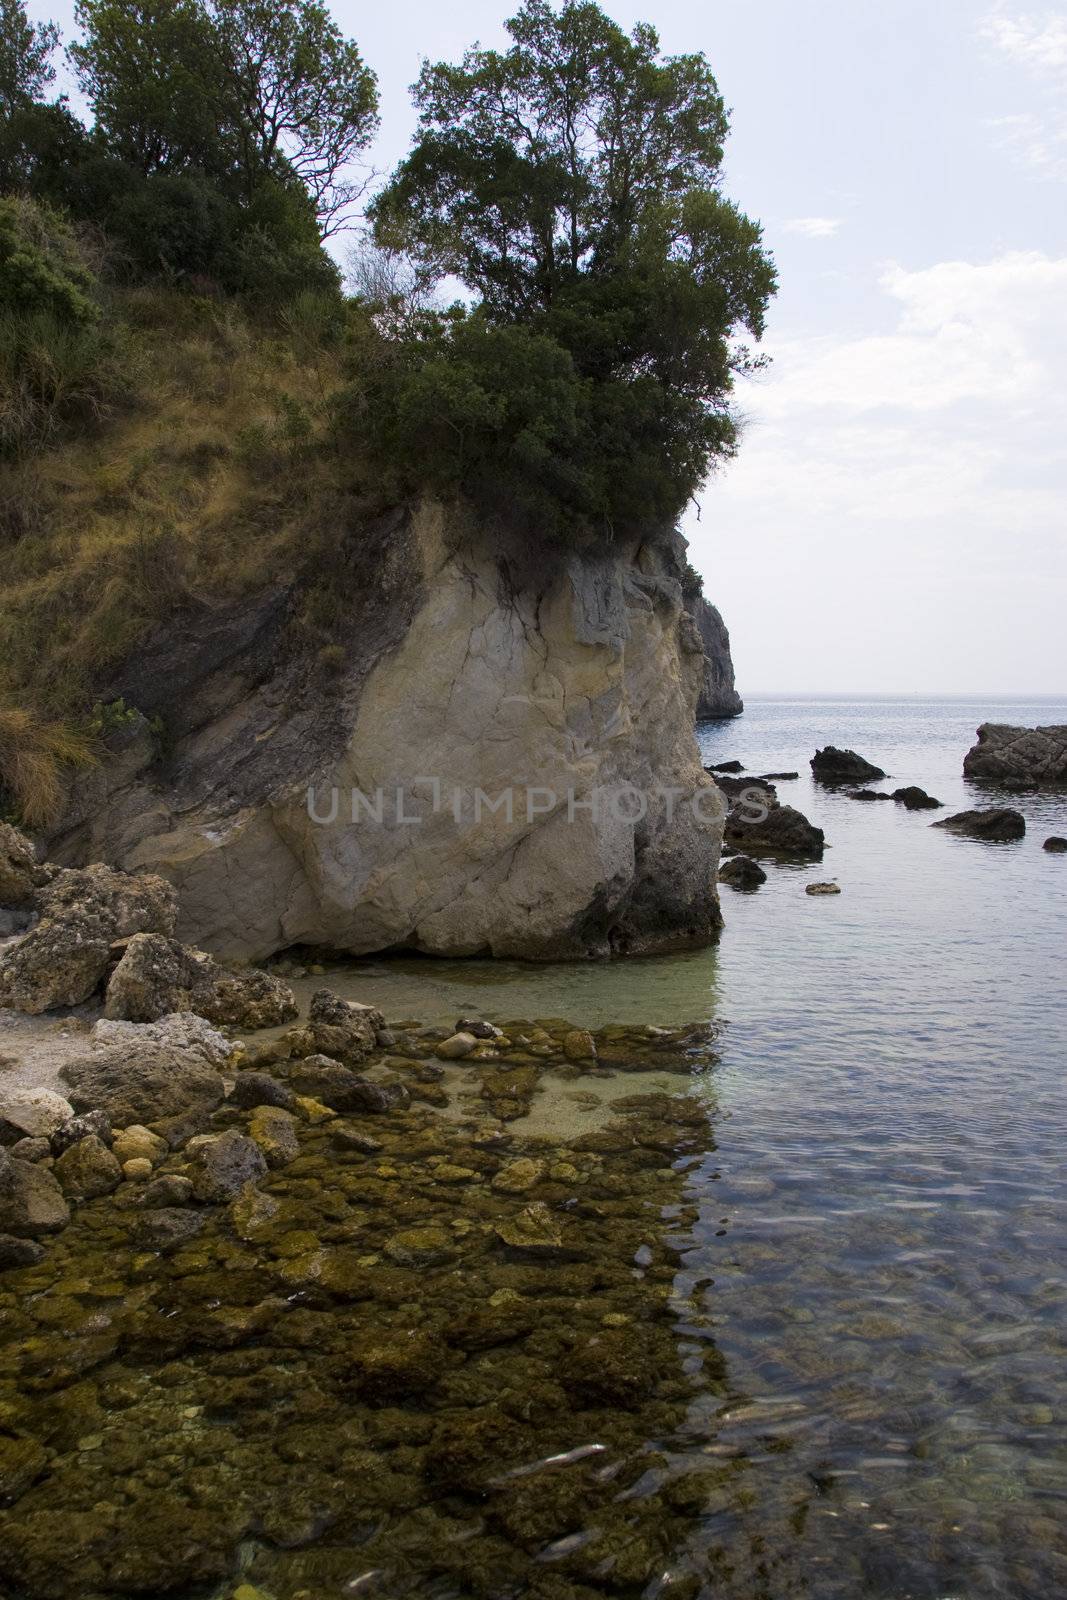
[104,933,296,1028]
[48,511,726,961]
[61,1040,225,1127]
[963,723,1067,785]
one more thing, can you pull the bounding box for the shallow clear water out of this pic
[281,695,1067,1597]
[4,697,1067,1599]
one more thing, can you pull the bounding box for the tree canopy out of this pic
[358,0,776,539]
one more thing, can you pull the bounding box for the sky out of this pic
[31,0,1067,693]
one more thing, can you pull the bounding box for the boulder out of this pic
[50,1109,113,1156]
[229,1072,297,1112]
[0,913,113,1015]
[725,801,824,858]
[893,786,943,811]
[562,1029,597,1062]
[112,1125,168,1166]
[811,747,887,783]
[718,855,767,890]
[61,1041,225,1127]
[187,1130,268,1203]
[806,882,842,896]
[91,1013,231,1068]
[122,1158,153,1182]
[248,1106,300,1169]
[0,1088,74,1141]
[0,1151,70,1237]
[285,1055,408,1114]
[436,1032,478,1060]
[0,863,177,1014]
[53,1135,122,1200]
[0,822,46,908]
[134,1207,206,1252]
[1044,836,1067,853]
[933,809,1026,843]
[0,1233,46,1269]
[140,1174,194,1208]
[304,988,384,1062]
[9,1137,49,1163]
[707,759,744,774]
[103,934,296,1028]
[38,863,177,938]
[963,723,1067,785]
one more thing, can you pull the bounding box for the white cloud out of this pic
[980,12,1067,71]
[981,10,1067,176]
[689,252,1067,689]
[781,217,842,239]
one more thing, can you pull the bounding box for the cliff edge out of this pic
[47,508,726,962]
[691,595,743,720]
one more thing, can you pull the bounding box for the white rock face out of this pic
[91,1013,231,1069]
[51,510,725,961]
[0,1087,75,1139]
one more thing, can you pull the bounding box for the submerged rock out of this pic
[188,1129,268,1203]
[847,788,891,802]
[1044,836,1067,853]
[718,855,767,890]
[933,808,1026,842]
[248,1106,300,1169]
[0,1232,46,1269]
[436,1031,478,1060]
[811,747,887,783]
[963,723,1067,785]
[104,933,296,1028]
[893,785,943,810]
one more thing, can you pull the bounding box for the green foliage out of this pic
[70,0,377,232]
[0,0,58,113]
[0,193,97,324]
[365,0,776,537]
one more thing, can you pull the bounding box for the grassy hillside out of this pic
[0,285,361,822]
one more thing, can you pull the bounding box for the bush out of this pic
[0,193,98,325]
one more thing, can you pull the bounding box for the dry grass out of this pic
[0,705,95,828]
[0,287,352,725]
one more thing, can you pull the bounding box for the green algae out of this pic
[0,1018,766,1600]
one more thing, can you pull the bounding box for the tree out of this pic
[71,0,378,231]
[70,0,229,175]
[365,0,776,537]
[0,0,58,114]
[214,0,378,234]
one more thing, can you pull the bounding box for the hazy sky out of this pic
[32,0,1067,692]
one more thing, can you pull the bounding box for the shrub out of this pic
[0,193,98,325]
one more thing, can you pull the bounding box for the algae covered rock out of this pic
[562,1029,597,1061]
[494,1200,567,1256]
[105,932,296,1028]
[0,1433,47,1503]
[61,1040,224,1127]
[286,1054,408,1114]
[346,1330,447,1401]
[248,1106,300,1169]
[491,1157,545,1194]
[188,1129,268,1202]
[53,1134,122,1200]
[134,1207,206,1252]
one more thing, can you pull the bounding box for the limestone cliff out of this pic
[48,506,726,962]
[691,594,743,720]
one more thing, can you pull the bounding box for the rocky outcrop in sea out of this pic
[689,592,744,719]
[963,724,1067,786]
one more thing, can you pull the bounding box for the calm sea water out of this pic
[309,695,1067,1598]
